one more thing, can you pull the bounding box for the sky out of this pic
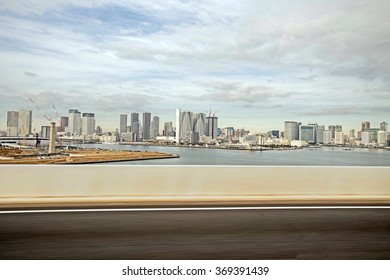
[0,0,389,133]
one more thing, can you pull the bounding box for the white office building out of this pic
[82,113,95,136]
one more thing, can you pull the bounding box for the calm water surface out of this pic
[83,144,390,166]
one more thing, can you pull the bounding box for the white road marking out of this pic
[0,206,389,214]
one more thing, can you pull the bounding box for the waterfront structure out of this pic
[335,131,345,145]
[316,125,325,144]
[378,131,387,146]
[18,110,32,137]
[6,111,19,136]
[151,116,159,139]
[323,130,332,145]
[206,114,218,139]
[120,114,127,134]
[362,121,370,131]
[68,109,81,136]
[82,113,95,136]
[361,131,372,146]
[300,124,316,144]
[284,121,300,141]
[328,125,342,139]
[362,128,380,142]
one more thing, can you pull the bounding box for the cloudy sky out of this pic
[0,0,389,133]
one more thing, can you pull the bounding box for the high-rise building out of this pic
[323,130,332,145]
[120,114,127,134]
[328,125,342,139]
[361,131,372,146]
[193,113,206,137]
[335,131,345,145]
[142,112,151,140]
[284,121,300,141]
[68,109,81,136]
[164,122,173,137]
[362,121,370,131]
[59,116,68,133]
[299,124,316,144]
[206,114,218,139]
[96,126,103,135]
[82,113,95,136]
[380,121,388,134]
[151,116,159,139]
[175,109,180,144]
[6,111,19,136]
[349,129,355,139]
[131,113,139,141]
[316,125,325,144]
[18,110,32,137]
[378,130,387,146]
[180,111,193,142]
[131,113,139,126]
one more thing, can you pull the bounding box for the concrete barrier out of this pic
[0,166,389,205]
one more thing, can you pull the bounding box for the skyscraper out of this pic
[151,116,159,139]
[59,116,68,133]
[164,122,173,137]
[175,109,180,144]
[180,111,193,142]
[131,113,139,141]
[82,113,95,136]
[299,124,316,144]
[68,109,81,136]
[362,121,370,131]
[18,110,32,137]
[284,121,300,141]
[142,112,151,140]
[316,125,325,144]
[6,111,19,136]
[380,121,388,134]
[120,114,127,134]
[205,114,218,139]
[193,113,206,137]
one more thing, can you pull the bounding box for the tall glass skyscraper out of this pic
[206,115,218,139]
[142,112,151,140]
[193,113,206,137]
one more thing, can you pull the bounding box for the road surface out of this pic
[0,207,389,259]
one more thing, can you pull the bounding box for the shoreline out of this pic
[0,148,179,164]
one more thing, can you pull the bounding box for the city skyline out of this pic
[2,106,388,137]
[0,1,389,132]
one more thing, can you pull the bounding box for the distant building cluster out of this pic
[119,112,159,143]
[2,107,389,148]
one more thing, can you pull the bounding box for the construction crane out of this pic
[28,98,52,122]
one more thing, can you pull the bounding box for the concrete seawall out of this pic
[0,166,389,206]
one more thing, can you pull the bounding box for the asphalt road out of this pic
[0,208,389,259]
